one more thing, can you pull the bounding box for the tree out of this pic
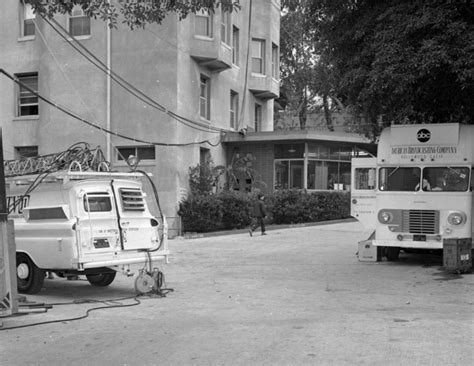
[279,1,338,130]
[304,0,474,139]
[28,0,240,29]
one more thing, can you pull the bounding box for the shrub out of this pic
[178,190,351,233]
[218,191,252,230]
[178,194,223,233]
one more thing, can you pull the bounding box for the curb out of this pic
[180,217,357,239]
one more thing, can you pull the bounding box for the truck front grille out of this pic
[120,188,145,211]
[402,210,439,234]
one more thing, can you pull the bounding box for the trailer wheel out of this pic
[16,253,45,294]
[386,247,400,261]
[86,272,116,287]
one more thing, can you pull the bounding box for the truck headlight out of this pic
[378,210,393,224]
[447,212,466,226]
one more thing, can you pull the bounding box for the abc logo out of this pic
[417,129,431,143]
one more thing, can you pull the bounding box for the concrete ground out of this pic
[1,220,473,366]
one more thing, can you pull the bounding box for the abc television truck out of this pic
[7,170,169,294]
[351,123,472,270]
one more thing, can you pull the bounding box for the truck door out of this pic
[111,180,159,251]
[351,157,377,230]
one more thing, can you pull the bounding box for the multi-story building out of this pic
[0,1,281,220]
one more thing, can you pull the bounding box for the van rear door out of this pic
[351,157,377,230]
[112,180,159,251]
[78,189,121,255]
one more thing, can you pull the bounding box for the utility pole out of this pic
[0,128,18,317]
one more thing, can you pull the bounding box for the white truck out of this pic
[7,170,169,294]
[351,123,472,264]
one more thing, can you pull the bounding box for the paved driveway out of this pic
[1,221,473,365]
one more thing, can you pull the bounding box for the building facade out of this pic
[0,0,281,219]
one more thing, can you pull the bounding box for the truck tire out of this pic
[386,247,400,261]
[86,272,116,287]
[16,253,45,294]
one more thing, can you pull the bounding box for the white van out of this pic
[7,171,169,294]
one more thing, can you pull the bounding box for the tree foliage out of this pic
[281,0,474,138]
[28,0,240,29]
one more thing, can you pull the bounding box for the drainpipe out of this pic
[106,4,111,162]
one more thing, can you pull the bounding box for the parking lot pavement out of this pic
[1,220,473,366]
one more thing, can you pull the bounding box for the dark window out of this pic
[17,73,38,116]
[28,207,67,220]
[84,193,112,212]
[23,3,35,37]
[117,146,155,161]
[15,146,38,159]
[232,26,239,65]
[69,7,90,37]
[200,75,211,120]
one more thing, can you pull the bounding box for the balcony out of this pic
[190,37,232,73]
[249,74,279,99]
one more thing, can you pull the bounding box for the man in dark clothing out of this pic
[249,194,267,236]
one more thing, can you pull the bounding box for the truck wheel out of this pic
[86,272,116,287]
[16,253,45,294]
[386,247,400,261]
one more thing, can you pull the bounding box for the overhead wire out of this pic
[42,15,225,135]
[0,68,221,148]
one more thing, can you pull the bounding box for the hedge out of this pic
[178,190,351,233]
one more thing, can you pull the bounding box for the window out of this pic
[17,73,38,116]
[232,26,239,65]
[84,193,112,212]
[117,146,155,161]
[275,143,353,191]
[200,75,211,120]
[251,39,265,74]
[220,10,231,45]
[28,207,68,220]
[254,103,262,131]
[354,168,376,190]
[195,10,213,37]
[230,91,239,129]
[21,2,35,37]
[15,146,38,159]
[422,167,470,192]
[69,6,90,37]
[272,43,279,79]
[379,167,421,192]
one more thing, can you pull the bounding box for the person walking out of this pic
[249,193,267,236]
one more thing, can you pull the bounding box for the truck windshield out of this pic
[422,167,470,192]
[379,167,421,191]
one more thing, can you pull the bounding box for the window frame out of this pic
[254,102,262,131]
[232,26,239,65]
[116,146,156,162]
[195,9,213,38]
[15,146,38,159]
[16,72,39,117]
[251,38,266,75]
[68,6,91,38]
[20,2,36,38]
[200,75,211,120]
[220,10,231,45]
[272,43,279,79]
[230,90,239,129]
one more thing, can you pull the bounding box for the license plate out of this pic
[413,235,426,241]
[93,238,110,248]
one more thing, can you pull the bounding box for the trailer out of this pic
[351,123,472,270]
